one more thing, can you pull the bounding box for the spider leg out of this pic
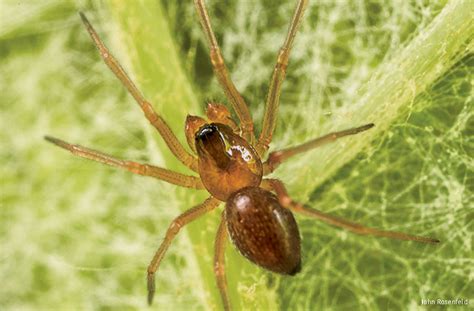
[79,13,198,172]
[214,211,231,311]
[256,0,309,155]
[263,123,374,174]
[262,179,440,244]
[147,197,220,305]
[44,136,204,189]
[193,0,255,143]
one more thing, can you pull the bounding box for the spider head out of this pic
[195,123,232,170]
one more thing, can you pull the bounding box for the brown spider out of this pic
[45,0,440,309]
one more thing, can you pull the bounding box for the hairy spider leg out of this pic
[256,0,309,155]
[79,12,198,172]
[214,212,230,311]
[193,0,255,143]
[44,136,204,189]
[263,179,440,244]
[263,123,374,174]
[147,197,220,305]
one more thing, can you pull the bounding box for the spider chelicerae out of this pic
[45,0,440,309]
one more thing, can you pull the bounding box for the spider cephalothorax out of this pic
[194,122,262,200]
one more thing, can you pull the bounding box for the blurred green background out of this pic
[1,0,472,310]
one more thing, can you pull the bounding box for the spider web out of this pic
[0,0,472,310]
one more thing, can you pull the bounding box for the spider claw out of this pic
[147,272,155,305]
[364,123,375,130]
[44,136,70,150]
[78,11,88,25]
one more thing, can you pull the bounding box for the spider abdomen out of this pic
[225,187,301,275]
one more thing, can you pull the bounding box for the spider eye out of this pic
[195,124,231,169]
[195,124,219,141]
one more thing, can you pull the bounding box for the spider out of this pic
[45,0,440,309]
